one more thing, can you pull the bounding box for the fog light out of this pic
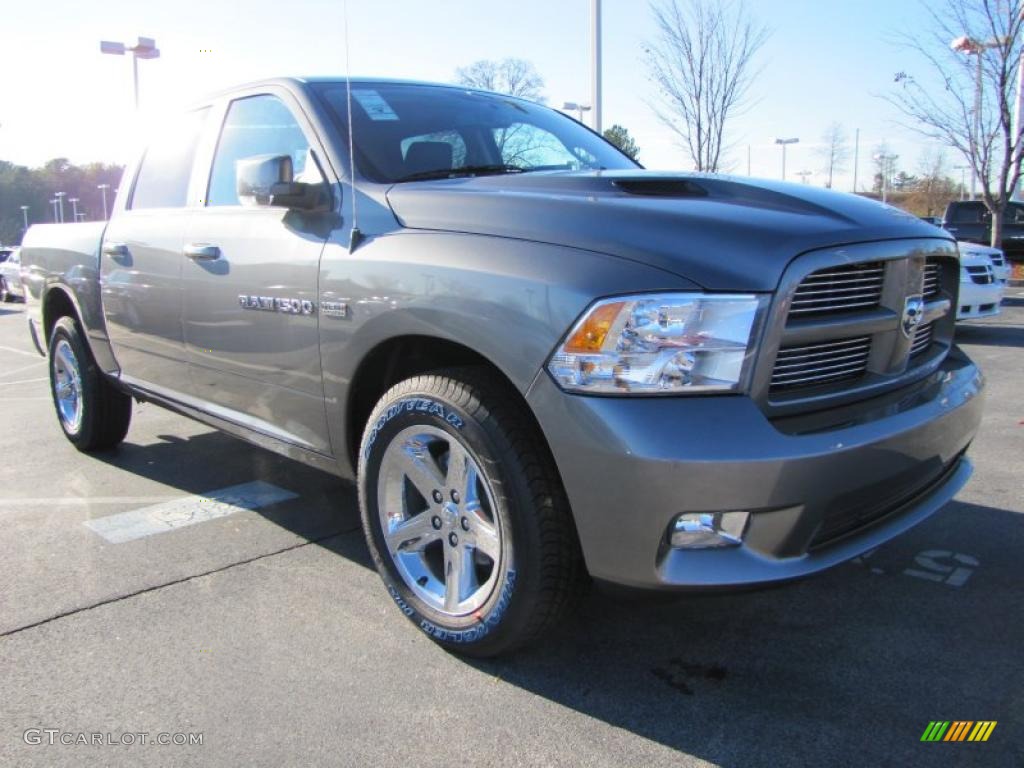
[671,511,749,549]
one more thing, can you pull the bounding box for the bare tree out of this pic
[816,122,851,188]
[911,148,959,215]
[886,0,1024,247]
[454,58,546,102]
[643,0,769,172]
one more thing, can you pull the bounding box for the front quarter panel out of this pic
[319,231,699,477]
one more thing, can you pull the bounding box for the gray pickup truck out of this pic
[20,78,984,656]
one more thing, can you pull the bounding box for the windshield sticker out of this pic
[353,89,399,121]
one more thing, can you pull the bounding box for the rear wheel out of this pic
[48,316,132,451]
[358,367,585,657]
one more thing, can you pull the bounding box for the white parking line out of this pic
[0,345,41,359]
[0,377,47,387]
[83,481,299,543]
[0,496,182,507]
[0,361,46,380]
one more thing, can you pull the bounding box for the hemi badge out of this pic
[321,301,350,319]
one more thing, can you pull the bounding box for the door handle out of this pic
[102,242,128,258]
[184,243,221,261]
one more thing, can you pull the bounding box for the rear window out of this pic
[130,108,210,210]
[947,204,985,224]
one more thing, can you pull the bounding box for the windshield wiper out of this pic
[395,164,526,183]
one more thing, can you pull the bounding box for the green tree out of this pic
[0,158,123,244]
[603,125,641,162]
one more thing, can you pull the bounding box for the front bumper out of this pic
[957,280,1005,320]
[526,349,984,590]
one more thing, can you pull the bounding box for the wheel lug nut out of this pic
[448,533,458,546]
[431,516,442,530]
[432,490,443,504]
[450,490,460,504]
[460,517,470,531]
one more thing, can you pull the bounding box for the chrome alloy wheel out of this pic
[377,425,502,617]
[52,339,83,433]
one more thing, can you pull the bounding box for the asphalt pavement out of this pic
[0,296,1021,767]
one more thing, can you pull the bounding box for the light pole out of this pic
[20,205,29,231]
[591,0,602,133]
[54,192,66,223]
[853,128,860,193]
[100,36,160,110]
[49,199,59,222]
[69,197,80,221]
[98,183,111,219]
[562,101,592,123]
[774,137,799,181]
[953,164,970,201]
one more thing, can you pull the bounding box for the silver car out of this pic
[0,247,24,302]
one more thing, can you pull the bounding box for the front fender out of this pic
[318,230,698,475]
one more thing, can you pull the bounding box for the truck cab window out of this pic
[207,95,322,206]
[130,108,209,210]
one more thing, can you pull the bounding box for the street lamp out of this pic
[562,101,592,123]
[20,205,29,231]
[54,192,66,223]
[97,183,111,220]
[953,164,970,201]
[100,36,160,110]
[774,137,799,181]
[49,199,59,223]
[69,197,80,221]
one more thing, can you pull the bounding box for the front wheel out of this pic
[48,316,132,451]
[358,367,585,657]
[0,277,10,303]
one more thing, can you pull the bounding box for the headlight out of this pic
[547,293,765,394]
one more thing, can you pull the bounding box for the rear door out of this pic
[181,90,333,454]
[101,108,210,393]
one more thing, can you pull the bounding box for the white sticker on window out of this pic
[352,89,399,121]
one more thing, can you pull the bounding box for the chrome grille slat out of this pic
[911,321,933,357]
[789,299,882,314]
[923,261,940,298]
[789,261,884,317]
[770,335,870,391]
[773,350,870,370]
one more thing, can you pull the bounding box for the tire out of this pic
[48,316,132,451]
[358,367,585,657]
[0,277,10,303]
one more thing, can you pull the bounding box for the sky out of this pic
[0,0,951,191]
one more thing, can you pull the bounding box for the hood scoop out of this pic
[612,178,709,198]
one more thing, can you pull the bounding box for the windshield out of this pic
[313,82,639,184]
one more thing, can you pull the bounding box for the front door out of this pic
[182,91,333,454]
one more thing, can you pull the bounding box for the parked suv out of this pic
[19,78,984,656]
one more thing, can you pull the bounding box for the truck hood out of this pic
[385,170,952,291]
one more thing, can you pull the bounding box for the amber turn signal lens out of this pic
[564,301,625,352]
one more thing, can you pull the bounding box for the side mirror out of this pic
[236,154,328,211]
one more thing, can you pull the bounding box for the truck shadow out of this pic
[91,429,1022,765]
[459,499,1022,765]
[955,322,1024,348]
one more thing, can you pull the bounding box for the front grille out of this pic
[910,321,933,357]
[923,260,941,298]
[990,251,1005,267]
[965,265,994,284]
[770,336,871,391]
[789,261,884,316]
